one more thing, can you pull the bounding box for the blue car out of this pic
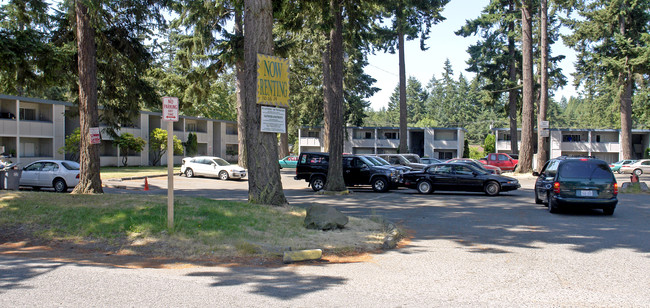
[609,159,636,174]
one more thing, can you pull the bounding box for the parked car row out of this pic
[294,152,520,196]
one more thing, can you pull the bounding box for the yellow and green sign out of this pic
[257,54,289,107]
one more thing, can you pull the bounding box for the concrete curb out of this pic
[283,249,323,264]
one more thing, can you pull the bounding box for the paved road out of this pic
[2,171,650,306]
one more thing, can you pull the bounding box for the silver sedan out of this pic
[619,159,650,176]
[19,160,80,192]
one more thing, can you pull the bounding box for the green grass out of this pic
[100,166,181,180]
[0,192,387,259]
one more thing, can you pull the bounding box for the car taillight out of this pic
[76,174,80,179]
[613,183,618,195]
[553,182,560,194]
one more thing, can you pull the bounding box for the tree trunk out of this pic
[508,0,518,155]
[536,0,549,171]
[243,0,287,205]
[279,128,289,158]
[235,5,247,168]
[324,0,346,192]
[322,42,332,153]
[518,0,534,173]
[398,31,408,153]
[619,15,633,160]
[72,1,103,194]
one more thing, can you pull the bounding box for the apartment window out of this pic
[187,123,197,132]
[19,108,36,121]
[562,134,581,142]
[226,124,237,135]
[307,131,319,138]
[438,151,453,160]
[501,134,511,141]
[384,132,398,139]
[595,135,601,143]
[365,132,372,139]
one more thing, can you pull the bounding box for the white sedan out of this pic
[19,160,80,192]
[180,156,246,180]
[619,159,650,176]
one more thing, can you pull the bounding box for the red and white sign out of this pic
[89,127,101,144]
[162,97,179,122]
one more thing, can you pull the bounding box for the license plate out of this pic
[577,190,596,197]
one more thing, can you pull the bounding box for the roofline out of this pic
[300,126,468,132]
[491,127,650,133]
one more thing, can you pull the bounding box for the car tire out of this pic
[548,192,559,213]
[310,176,325,192]
[484,181,500,196]
[219,171,229,180]
[185,168,194,178]
[53,178,67,193]
[617,170,623,174]
[417,180,434,194]
[603,207,615,215]
[633,169,643,176]
[371,177,389,192]
[534,190,543,204]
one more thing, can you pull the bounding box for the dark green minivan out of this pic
[533,157,618,215]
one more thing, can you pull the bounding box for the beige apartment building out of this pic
[0,94,240,166]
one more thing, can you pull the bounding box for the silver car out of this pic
[19,160,80,192]
[619,159,650,176]
[180,156,247,180]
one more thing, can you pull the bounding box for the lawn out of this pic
[0,192,388,260]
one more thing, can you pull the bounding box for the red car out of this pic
[446,158,502,175]
[479,153,518,172]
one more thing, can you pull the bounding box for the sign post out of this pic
[162,97,179,230]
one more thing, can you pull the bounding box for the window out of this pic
[498,154,509,161]
[41,162,59,172]
[384,132,398,139]
[365,132,372,139]
[595,135,601,143]
[25,162,44,171]
[19,108,36,121]
[453,165,474,175]
[307,131,319,138]
[490,154,497,161]
[187,123,197,132]
[226,124,237,135]
[501,134,511,141]
[431,165,452,175]
[226,144,238,156]
[562,134,581,142]
[438,152,453,160]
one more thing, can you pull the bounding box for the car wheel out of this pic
[371,177,389,192]
[484,181,500,196]
[185,168,194,178]
[310,176,325,192]
[534,190,543,204]
[548,192,559,213]
[633,169,643,176]
[53,178,67,193]
[603,207,615,216]
[219,171,229,180]
[417,180,434,194]
[617,170,623,174]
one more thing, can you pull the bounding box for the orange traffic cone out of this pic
[144,177,149,191]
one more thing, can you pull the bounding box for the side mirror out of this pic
[361,165,369,170]
[532,171,540,177]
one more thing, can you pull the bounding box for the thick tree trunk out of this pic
[620,67,634,159]
[508,0,518,155]
[324,0,346,192]
[398,31,408,153]
[537,0,549,171]
[235,6,247,168]
[72,1,103,194]
[321,43,331,153]
[619,16,633,160]
[243,0,287,205]
[279,129,289,158]
[518,0,534,173]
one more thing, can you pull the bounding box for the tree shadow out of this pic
[0,256,63,294]
[188,267,346,299]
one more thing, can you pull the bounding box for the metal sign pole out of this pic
[167,120,174,230]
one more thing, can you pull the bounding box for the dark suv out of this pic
[533,157,618,215]
[295,152,400,192]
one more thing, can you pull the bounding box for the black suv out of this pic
[295,152,400,192]
[533,157,618,215]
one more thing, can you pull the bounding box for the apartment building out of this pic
[493,128,650,163]
[298,126,466,159]
[0,94,240,166]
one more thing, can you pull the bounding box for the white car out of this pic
[19,160,80,192]
[180,156,246,180]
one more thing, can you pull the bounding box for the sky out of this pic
[363,0,579,111]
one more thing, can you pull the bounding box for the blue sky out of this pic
[364,0,578,110]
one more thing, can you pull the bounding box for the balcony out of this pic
[300,137,321,147]
[19,121,54,137]
[349,139,375,147]
[376,139,399,148]
[561,141,590,152]
[591,142,620,153]
[433,140,459,149]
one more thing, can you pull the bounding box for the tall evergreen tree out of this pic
[374,0,449,153]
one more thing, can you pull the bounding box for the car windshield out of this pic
[558,161,614,180]
[404,155,419,163]
[213,158,230,166]
[61,161,80,170]
[359,156,378,166]
[373,157,391,165]
[367,156,388,166]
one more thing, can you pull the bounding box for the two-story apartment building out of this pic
[492,128,650,163]
[0,94,240,166]
[298,126,466,159]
